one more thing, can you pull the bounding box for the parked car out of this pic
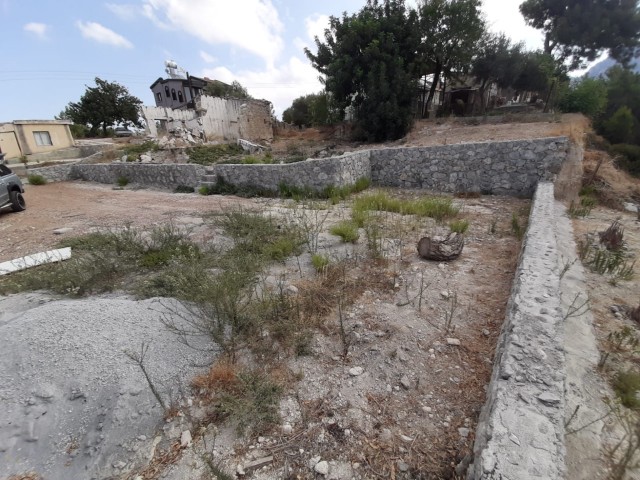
[0,164,26,213]
[114,127,134,137]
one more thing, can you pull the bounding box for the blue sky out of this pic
[1,0,549,122]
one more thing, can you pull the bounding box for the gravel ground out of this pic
[0,293,212,480]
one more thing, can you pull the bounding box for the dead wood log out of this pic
[417,233,464,261]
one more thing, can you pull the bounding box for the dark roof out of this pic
[149,75,213,90]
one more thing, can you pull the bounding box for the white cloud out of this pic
[105,3,139,21]
[76,20,133,48]
[143,0,284,65]
[202,56,323,117]
[199,50,217,64]
[305,14,329,43]
[481,0,543,51]
[24,22,49,39]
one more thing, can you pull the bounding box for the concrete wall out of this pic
[142,95,274,143]
[371,137,568,196]
[468,182,566,480]
[213,151,371,192]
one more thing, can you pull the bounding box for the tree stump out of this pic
[417,233,464,261]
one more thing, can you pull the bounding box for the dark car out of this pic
[0,164,26,212]
[114,127,134,137]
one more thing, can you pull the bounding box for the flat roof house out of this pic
[0,120,74,161]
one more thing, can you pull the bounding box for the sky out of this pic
[1,0,556,123]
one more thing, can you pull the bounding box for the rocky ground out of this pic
[3,116,640,480]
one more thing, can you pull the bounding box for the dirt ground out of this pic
[3,115,639,480]
[0,183,258,264]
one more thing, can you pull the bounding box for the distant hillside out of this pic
[587,55,640,77]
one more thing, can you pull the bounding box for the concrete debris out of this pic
[238,138,266,153]
[400,375,412,390]
[446,338,461,346]
[180,430,192,448]
[314,460,329,475]
[349,366,364,377]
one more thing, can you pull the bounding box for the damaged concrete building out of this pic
[141,74,274,144]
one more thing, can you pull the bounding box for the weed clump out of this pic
[330,221,360,243]
[187,144,244,165]
[192,362,283,435]
[449,219,470,234]
[311,253,330,272]
[174,185,195,193]
[117,176,129,187]
[27,174,47,185]
[614,370,640,409]
[352,191,459,222]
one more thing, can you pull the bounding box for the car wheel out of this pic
[10,191,26,212]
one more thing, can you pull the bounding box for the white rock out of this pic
[349,367,364,377]
[285,285,299,295]
[180,430,192,448]
[440,290,450,299]
[400,434,414,442]
[446,338,461,346]
[400,376,411,390]
[282,423,293,435]
[113,461,126,469]
[314,460,329,475]
[309,456,322,469]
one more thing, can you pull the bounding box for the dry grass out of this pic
[584,149,640,205]
[7,475,42,480]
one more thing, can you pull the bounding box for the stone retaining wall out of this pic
[371,137,568,196]
[212,151,371,191]
[468,182,566,479]
[29,137,569,197]
[30,164,206,189]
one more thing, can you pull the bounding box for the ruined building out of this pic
[141,63,274,144]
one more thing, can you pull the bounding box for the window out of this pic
[171,88,177,101]
[165,86,170,98]
[33,131,53,146]
[177,91,184,102]
[156,92,162,102]
[0,164,10,177]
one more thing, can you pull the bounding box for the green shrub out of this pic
[117,176,129,187]
[558,77,608,118]
[174,185,195,193]
[330,221,360,243]
[449,219,469,234]
[311,253,330,272]
[27,174,47,185]
[614,370,640,409]
[187,144,244,165]
[602,106,636,144]
[122,140,159,157]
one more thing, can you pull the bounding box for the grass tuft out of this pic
[27,174,47,185]
[330,221,360,243]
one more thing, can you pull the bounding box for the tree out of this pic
[594,65,640,144]
[417,0,485,117]
[305,0,420,142]
[520,0,640,69]
[557,77,608,117]
[282,92,336,127]
[512,51,557,95]
[63,78,142,136]
[471,34,525,113]
[204,80,252,99]
[602,106,637,144]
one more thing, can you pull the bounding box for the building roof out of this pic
[149,75,212,90]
